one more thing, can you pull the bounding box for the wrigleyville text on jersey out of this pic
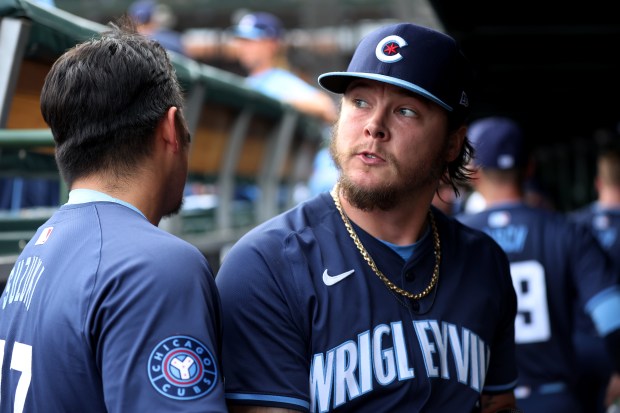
[310,319,489,412]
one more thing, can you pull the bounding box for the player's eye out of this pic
[398,107,418,117]
[352,98,369,108]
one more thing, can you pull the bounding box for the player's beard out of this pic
[163,197,184,219]
[329,126,449,212]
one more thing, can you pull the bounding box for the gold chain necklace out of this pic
[330,184,441,300]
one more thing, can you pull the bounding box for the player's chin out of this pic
[347,168,395,187]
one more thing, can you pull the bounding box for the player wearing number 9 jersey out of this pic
[457,117,620,413]
[0,21,226,413]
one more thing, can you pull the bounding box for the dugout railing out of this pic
[0,0,325,286]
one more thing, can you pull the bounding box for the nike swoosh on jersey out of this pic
[322,269,355,286]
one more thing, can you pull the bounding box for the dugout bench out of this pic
[0,0,326,288]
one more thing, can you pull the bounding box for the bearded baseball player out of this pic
[216,23,522,413]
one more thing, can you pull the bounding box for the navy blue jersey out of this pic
[571,203,620,254]
[216,192,518,412]
[569,202,620,412]
[457,202,620,389]
[0,202,226,412]
[570,202,620,334]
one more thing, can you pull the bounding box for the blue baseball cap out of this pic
[468,116,527,170]
[128,0,155,25]
[232,12,283,40]
[318,23,473,117]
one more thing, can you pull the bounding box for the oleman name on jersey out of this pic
[309,319,490,412]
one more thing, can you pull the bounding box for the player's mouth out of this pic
[359,151,385,163]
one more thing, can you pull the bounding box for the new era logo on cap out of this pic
[318,23,473,118]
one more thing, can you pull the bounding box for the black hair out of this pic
[40,18,186,186]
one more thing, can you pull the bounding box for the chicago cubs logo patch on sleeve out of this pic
[148,335,218,400]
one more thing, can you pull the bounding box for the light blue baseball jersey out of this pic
[246,68,320,102]
[217,192,518,412]
[0,201,226,412]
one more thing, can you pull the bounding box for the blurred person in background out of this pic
[231,11,339,202]
[128,0,187,56]
[457,116,620,413]
[570,145,620,413]
[230,11,337,124]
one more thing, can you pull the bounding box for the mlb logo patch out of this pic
[35,227,53,245]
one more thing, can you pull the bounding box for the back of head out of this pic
[232,11,283,40]
[40,21,185,186]
[468,116,527,172]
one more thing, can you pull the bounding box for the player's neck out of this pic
[70,175,161,225]
[339,191,433,246]
[249,61,275,77]
[477,178,523,207]
[598,187,620,208]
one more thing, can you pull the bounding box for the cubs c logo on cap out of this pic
[148,335,218,400]
[375,35,408,63]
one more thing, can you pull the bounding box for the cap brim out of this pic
[232,27,271,40]
[318,72,452,112]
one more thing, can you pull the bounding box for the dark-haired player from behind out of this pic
[457,117,620,413]
[217,22,522,413]
[0,22,226,412]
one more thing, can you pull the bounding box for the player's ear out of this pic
[160,106,180,152]
[445,125,466,163]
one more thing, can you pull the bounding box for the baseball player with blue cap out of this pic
[229,11,337,124]
[217,23,522,412]
[457,117,620,413]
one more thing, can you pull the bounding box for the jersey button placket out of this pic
[405,271,414,281]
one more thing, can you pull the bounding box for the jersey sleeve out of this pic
[91,242,227,412]
[216,230,311,412]
[569,222,620,315]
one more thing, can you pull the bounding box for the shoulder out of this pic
[217,193,337,286]
[231,194,334,250]
[439,209,511,267]
[441,209,497,246]
[94,204,213,282]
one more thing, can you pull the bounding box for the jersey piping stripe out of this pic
[225,393,310,410]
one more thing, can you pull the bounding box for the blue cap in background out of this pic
[128,0,155,25]
[468,116,527,170]
[232,12,283,40]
